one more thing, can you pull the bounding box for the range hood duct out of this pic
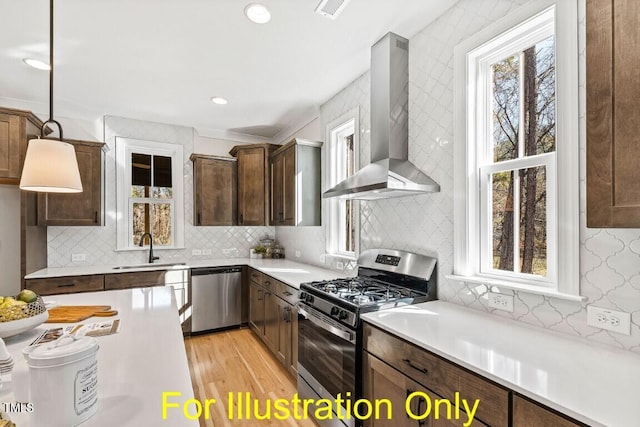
[323,32,440,200]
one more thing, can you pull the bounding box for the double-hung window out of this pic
[116,137,184,250]
[453,0,580,298]
[326,108,360,258]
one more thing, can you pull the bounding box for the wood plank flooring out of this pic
[185,328,317,427]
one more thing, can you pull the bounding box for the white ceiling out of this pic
[1,0,456,142]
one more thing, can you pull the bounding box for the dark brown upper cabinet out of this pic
[229,143,277,226]
[269,138,322,226]
[190,154,237,226]
[0,107,44,185]
[38,139,105,226]
[587,0,640,227]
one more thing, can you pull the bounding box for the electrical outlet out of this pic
[587,306,631,335]
[336,261,344,270]
[71,253,86,262]
[488,292,514,312]
[202,249,212,256]
[295,251,301,258]
[191,249,202,256]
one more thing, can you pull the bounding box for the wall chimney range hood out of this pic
[323,32,440,200]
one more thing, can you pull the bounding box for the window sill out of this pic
[445,274,587,302]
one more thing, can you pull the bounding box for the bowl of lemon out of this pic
[0,290,48,339]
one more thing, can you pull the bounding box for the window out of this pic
[326,108,360,258]
[452,0,580,298]
[116,137,184,250]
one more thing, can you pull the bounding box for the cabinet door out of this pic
[275,298,292,367]
[587,0,640,226]
[38,142,103,226]
[512,395,581,427]
[289,304,298,377]
[236,147,267,225]
[249,281,265,336]
[270,152,284,225]
[281,145,296,225]
[193,157,236,226]
[263,289,279,352]
[0,113,21,181]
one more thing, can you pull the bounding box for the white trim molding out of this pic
[453,0,580,296]
[115,137,185,251]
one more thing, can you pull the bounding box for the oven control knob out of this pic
[299,292,307,300]
[330,307,340,316]
[306,295,314,304]
[338,310,348,320]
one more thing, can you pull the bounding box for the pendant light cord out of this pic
[41,0,64,140]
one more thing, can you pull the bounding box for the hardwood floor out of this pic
[185,328,317,427]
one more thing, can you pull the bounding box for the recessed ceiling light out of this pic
[244,3,271,24]
[23,58,51,71]
[211,97,228,105]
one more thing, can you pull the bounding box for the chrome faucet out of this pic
[139,232,159,264]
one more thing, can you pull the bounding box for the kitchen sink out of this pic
[112,262,187,270]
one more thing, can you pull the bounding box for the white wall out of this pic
[0,185,21,295]
[194,135,248,157]
[276,0,640,354]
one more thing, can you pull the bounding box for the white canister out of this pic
[26,335,99,427]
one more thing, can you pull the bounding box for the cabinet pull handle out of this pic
[239,213,243,224]
[57,283,76,288]
[402,358,428,374]
[264,281,271,287]
[283,291,293,296]
[94,211,98,223]
[257,289,263,301]
[197,212,201,225]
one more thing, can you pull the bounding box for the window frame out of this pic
[325,107,360,259]
[451,0,581,299]
[115,137,185,251]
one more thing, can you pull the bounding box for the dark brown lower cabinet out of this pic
[512,395,583,427]
[363,352,487,427]
[247,267,297,377]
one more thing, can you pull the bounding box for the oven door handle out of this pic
[298,307,355,344]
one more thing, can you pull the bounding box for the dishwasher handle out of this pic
[191,266,243,276]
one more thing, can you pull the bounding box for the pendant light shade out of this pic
[19,0,83,193]
[20,138,82,193]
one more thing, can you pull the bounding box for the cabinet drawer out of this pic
[363,323,509,427]
[104,271,167,290]
[27,275,105,296]
[273,280,297,305]
[249,268,267,286]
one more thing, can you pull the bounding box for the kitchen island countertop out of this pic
[25,258,351,290]
[0,287,197,426]
[361,300,640,427]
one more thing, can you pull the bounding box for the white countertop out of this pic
[361,301,640,427]
[25,258,350,289]
[0,287,197,426]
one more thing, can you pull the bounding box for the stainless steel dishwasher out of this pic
[191,266,243,333]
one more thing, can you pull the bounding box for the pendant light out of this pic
[19,0,82,193]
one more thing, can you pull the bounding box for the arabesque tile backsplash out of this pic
[47,115,273,268]
[276,0,640,353]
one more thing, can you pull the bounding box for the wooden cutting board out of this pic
[46,305,119,323]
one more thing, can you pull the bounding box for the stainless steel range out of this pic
[297,249,437,427]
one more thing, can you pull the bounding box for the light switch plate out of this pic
[587,306,631,335]
[488,292,514,312]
